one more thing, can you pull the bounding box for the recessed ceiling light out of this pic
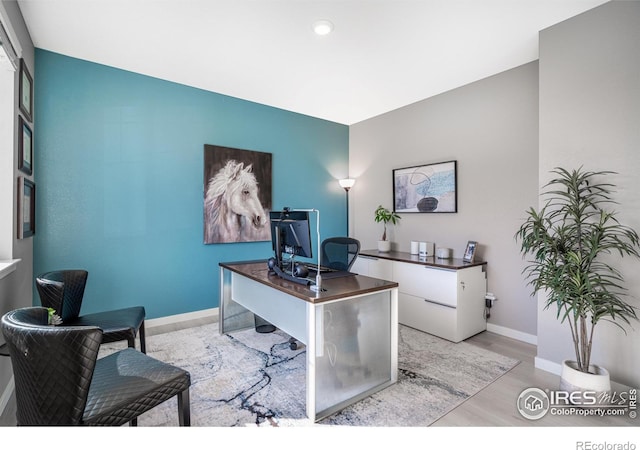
[313,19,334,36]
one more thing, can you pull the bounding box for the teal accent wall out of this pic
[33,50,349,319]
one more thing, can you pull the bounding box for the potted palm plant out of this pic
[374,205,401,252]
[515,167,639,396]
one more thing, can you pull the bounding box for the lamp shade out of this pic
[339,178,355,190]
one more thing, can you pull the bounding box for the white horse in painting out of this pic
[204,160,271,243]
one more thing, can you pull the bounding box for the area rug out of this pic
[100,323,519,427]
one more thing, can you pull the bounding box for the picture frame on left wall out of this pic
[19,58,33,122]
[18,115,32,175]
[18,177,35,239]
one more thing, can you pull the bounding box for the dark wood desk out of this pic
[219,260,399,422]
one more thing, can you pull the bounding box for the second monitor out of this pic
[269,209,313,270]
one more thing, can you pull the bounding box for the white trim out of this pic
[0,22,18,70]
[0,51,15,260]
[486,322,537,345]
[0,376,14,418]
[0,2,22,59]
[0,259,20,280]
[145,307,218,331]
[534,356,562,376]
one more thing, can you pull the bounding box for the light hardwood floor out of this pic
[434,331,636,427]
[1,323,636,427]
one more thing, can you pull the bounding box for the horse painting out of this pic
[204,159,271,244]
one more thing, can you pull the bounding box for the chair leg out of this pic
[129,417,138,426]
[128,322,147,353]
[178,388,190,426]
[139,322,146,354]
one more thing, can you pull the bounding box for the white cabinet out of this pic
[351,255,393,280]
[393,261,487,342]
[355,250,488,343]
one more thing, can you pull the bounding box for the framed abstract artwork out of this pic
[19,59,33,122]
[18,177,35,239]
[393,160,457,213]
[203,144,272,244]
[18,116,32,175]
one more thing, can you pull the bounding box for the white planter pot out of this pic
[377,240,391,252]
[559,359,611,402]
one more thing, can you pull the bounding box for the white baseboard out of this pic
[0,376,14,418]
[145,307,219,331]
[487,324,565,377]
[486,322,537,345]
[534,356,562,376]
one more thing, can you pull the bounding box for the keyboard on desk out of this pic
[305,263,337,274]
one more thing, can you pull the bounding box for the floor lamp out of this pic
[338,178,355,236]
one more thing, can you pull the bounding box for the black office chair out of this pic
[1,307,191,426]
[35,270,147,353]
[320,237,361,271]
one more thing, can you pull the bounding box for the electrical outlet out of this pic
[484,292,497,308]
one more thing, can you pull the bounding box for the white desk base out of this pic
[219,266,398,422]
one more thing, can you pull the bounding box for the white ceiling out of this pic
[17,0,608,125]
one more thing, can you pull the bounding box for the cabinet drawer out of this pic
[398,292,457,342]
[393,262,458,307]
[369,258,393,280]
[352,256,393,280]
[350,256,369,276]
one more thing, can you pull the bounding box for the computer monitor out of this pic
[269,209,313,268]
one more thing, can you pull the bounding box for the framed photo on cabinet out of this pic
[18,116,32,175]
[18,177,35,239]
[463,240,477,263]
[19,59,33,122]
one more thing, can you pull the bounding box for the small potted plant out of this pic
[374,205,401,252]
[515,167,639,397]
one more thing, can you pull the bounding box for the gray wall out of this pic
[350,61,540,339]
[0,0,34,411]
[351,0,640,387]
[538,0,640,387]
